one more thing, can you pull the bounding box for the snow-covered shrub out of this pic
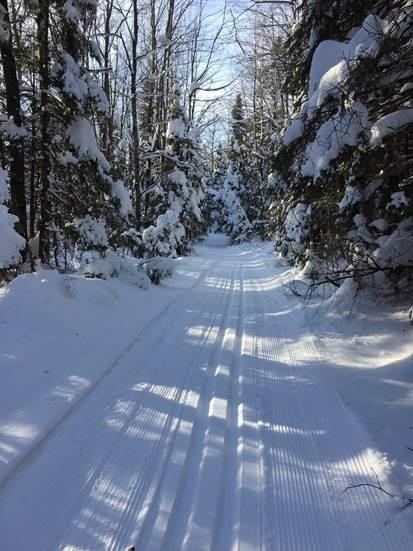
[72,216,111,278]
[118,257,150,289]
[73,215,108,251]
[142,257,175,285]
[121,228,144,257]
[79,248,116,279]
[283,203,312,258]
[142,209,186,258]
[80,248,151,288]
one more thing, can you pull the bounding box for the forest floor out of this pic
[0,234,412,550]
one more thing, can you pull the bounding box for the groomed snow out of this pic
[0,235,412,549]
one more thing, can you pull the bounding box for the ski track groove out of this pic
[253,287,341,551]
[210,264,244,551]
[64,263,234,551]
[233,270,263,551]
[106,266,234,550]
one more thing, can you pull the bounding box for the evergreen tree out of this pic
[219,162,251,242]
[41,0,133,274]
[226,94,258,237]
[142,86,205,257]
[230,93,246,146]
[0,0,27,243]
[206,143,228,231]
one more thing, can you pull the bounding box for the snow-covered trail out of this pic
[0,235,411,550]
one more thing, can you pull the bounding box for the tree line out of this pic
[0,0,228,278]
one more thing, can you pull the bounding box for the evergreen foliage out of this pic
[270,0,413,292]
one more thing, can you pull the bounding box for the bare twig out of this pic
[343,469,413,507]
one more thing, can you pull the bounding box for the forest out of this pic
[1,1,413,549]
[0,0,410,298]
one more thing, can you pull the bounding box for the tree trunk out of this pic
[102,0,114,160]
[29,75,37,238]
[131,0,141,228]
[37,0,50,262]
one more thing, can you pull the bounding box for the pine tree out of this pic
[230,93,246,147]
[0,0,27,243]
[220,162,251,242]
[225,94,256,238]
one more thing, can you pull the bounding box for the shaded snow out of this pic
[370,109,413,146]
[66,117,110,172]
[167,118,186,140]
[283,118,305,146]
[301,102,369,180]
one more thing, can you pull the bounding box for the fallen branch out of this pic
[343,469,413,507]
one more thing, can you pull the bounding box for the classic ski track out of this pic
[232,266,264,551]
[66,263,234,551]
[0,257,215,494]
[250,272,342,551]
[187,262,245,551]
[247,252,412,551]
[121,262,238,550]
[154,261,241,550]
[101,265,235,550]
